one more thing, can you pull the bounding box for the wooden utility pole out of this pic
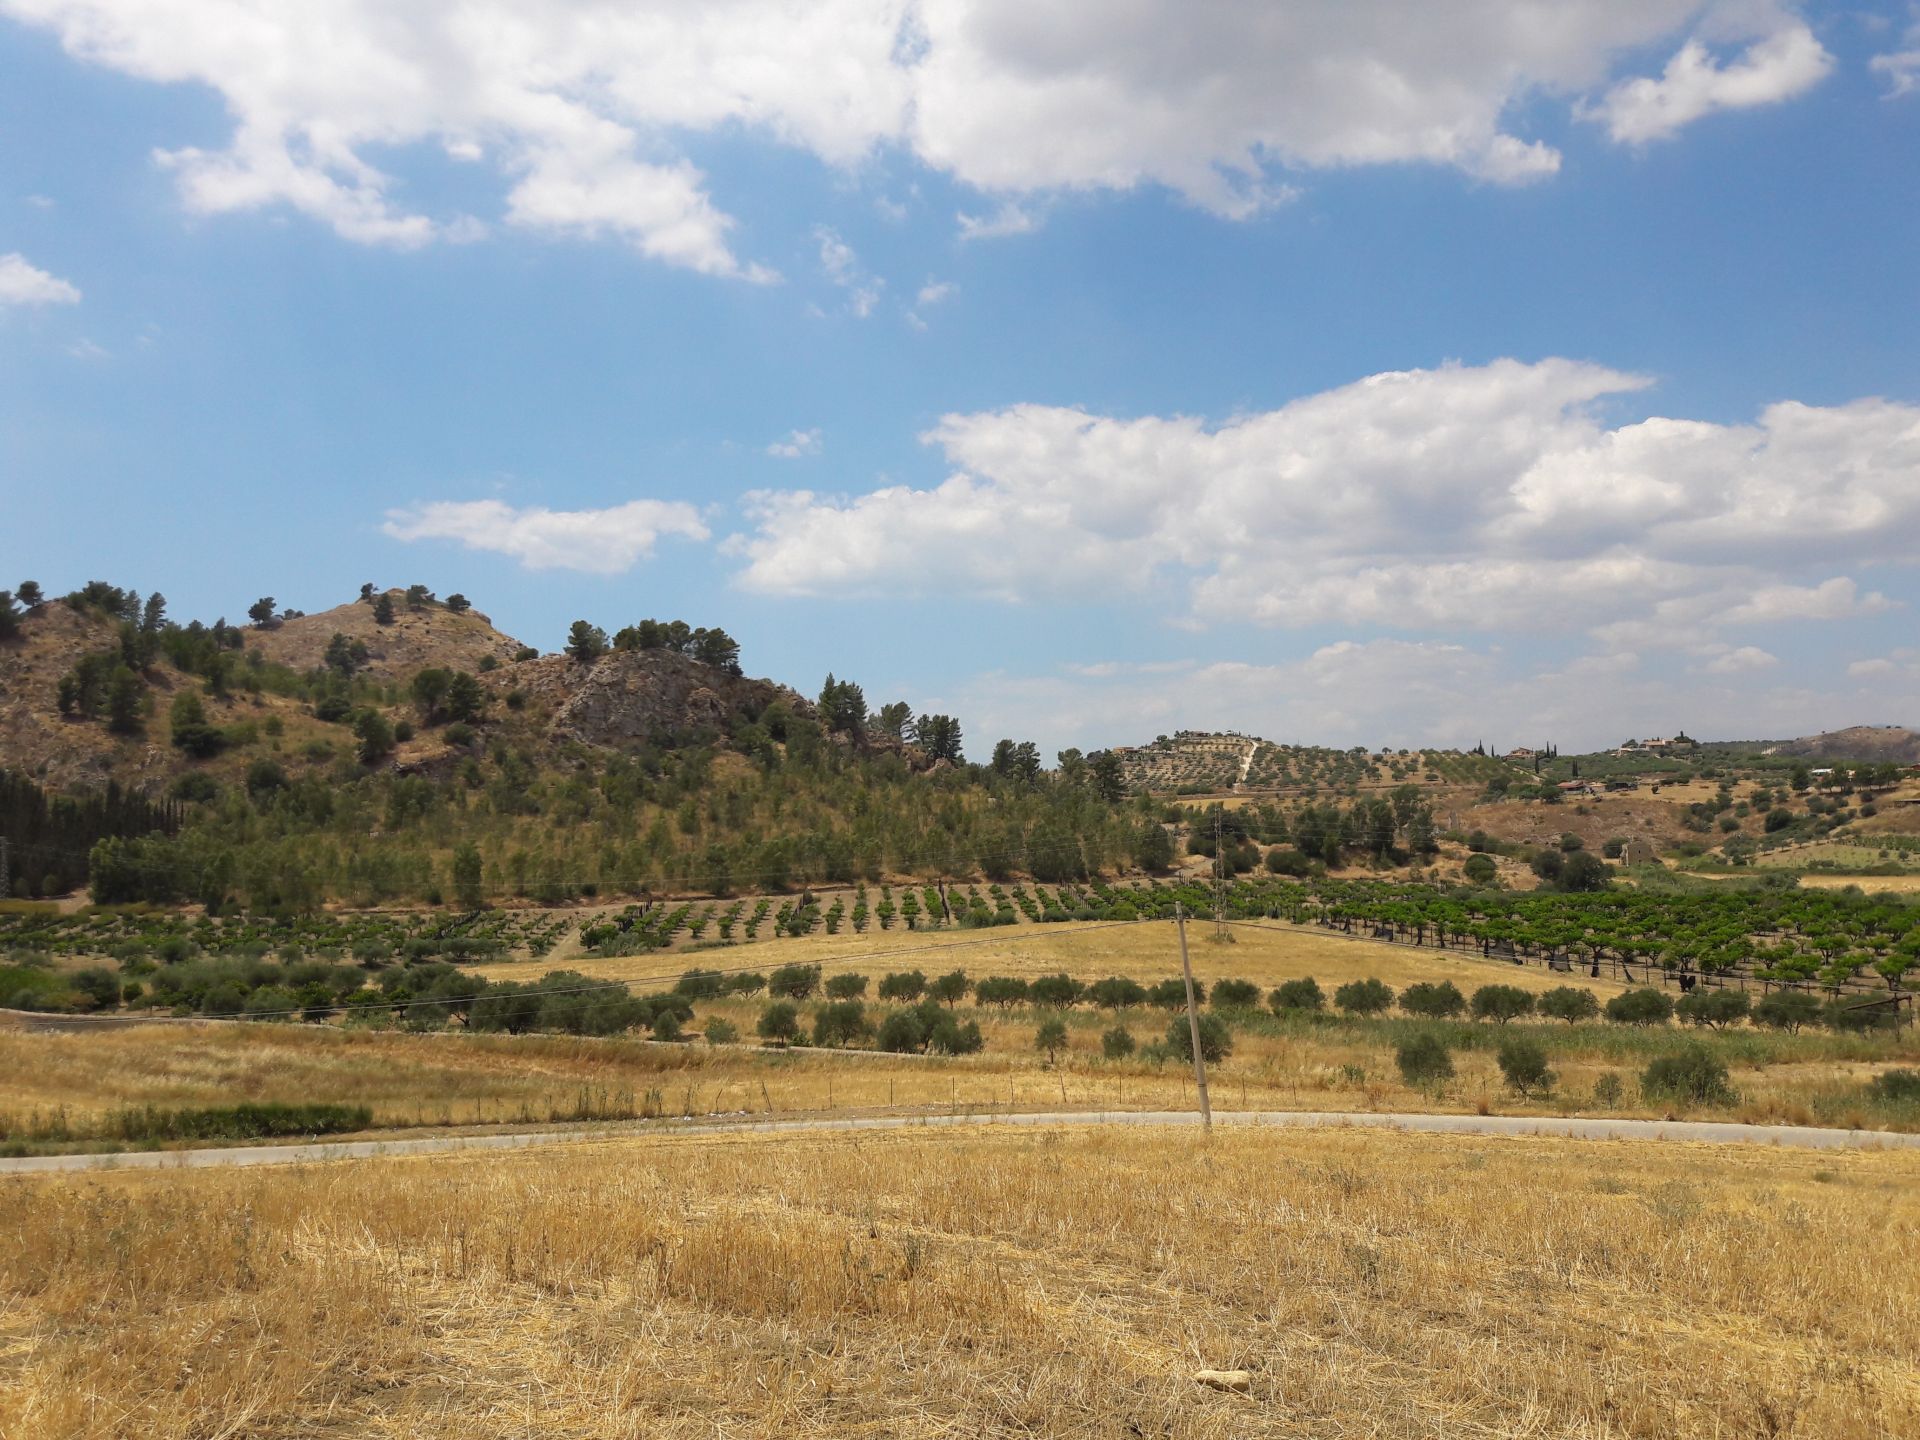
[1174,902,1212,1132]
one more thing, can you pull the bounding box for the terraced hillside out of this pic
[1113,731,1521,794]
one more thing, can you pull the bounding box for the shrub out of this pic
[1395,1032,1454,1087]
[1210,978,1262,1011]
[1869,1068,1920,1103]
[1641,1044,1735,1106]
[1604,988,1674,1026]
[1165,1013,1232,1064]
[1034,1016,1069,1063]
[104,1102,371,1142]
[702,1016,739,1045]
[756,1000,801,1046]
[1592,1072,1625,1107]
[928,1016,983,1055]
[1675,989,1750,1029]
[1333,978,1394,1016]
[1462,854,1498,884]
[1752,989,1820,1032]
[1269,977,1324,1014]
[1825,998,1897,1033]
[1102,1025,1137,1059]
[1538,987,1600,1024]
[1148,977,1201,1008]
[1399,981,1465,1019]
[674,968,725,999]
[1497,1036,1554,1096]
[824,973,869,1000]
[1470,984,1535,1023]
[649,1008,684,1042]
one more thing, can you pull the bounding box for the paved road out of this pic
[4,1108,1917,1176]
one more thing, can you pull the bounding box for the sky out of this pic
[3,1,1919,760]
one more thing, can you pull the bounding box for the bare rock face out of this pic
[530,649,811,751]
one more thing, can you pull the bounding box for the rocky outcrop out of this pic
[505,649,812,751]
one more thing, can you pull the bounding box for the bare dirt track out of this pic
[8,1105,1918,1176]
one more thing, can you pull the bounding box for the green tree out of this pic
[16,580,42,609]
[1088,750,1126,803]
[1463,853,1498,884]
[105,667,144,736]
[1538,987,1600,1024]
[372,593,396,626]
[757,1000,801,1046]
[445,593,471,614]
[247,596,276,627]
[411,667,453,721]
[1133,820,1174,871]
[1334,978,1394,1015]
[930,969,971,1007]
[1034,1015,1069,1064]
[353,708,396,765]
[1400,981,1465,1019]
[1604,988,1674,1026]
[1269,978,1325,1014]
[1675,989,1750,1029]
[1471,985,1535,1023]
[451,842,484,909]
[444,671,485,723]
[1753,989,1820,1032]
[565,620,608,662]
[169,689,225,757]
[1102,1025,1136,1059]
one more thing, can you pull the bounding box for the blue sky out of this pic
[4,2,1919,757]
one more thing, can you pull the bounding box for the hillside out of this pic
[246,591,528,680]
[1699,725,1920,766]
[1112,730,1520,794]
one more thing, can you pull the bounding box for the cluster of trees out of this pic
[0,770,181,899]
[560,617,743,673]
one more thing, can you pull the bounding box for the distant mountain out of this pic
[1699,725,1920,765]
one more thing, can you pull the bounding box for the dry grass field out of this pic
[480,917,1624,994]
[4,1124,1917,1438]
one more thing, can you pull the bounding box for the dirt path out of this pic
[5,1108,1915,1177]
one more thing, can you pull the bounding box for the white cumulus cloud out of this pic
[766,428,823,459]
[0,251,80,306]
[730,357,1920,649]
[0,1,1833,271]
[383,497,710,574]
[1583,22,1833,144]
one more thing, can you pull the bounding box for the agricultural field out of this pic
[5,915,1918,1150]
[4,1124,1917,1438]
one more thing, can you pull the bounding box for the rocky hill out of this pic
[246,592,528,679]
[0,588,863,795]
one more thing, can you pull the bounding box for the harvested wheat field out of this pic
[478,917,1622,995]
[3,1124,1917,1438]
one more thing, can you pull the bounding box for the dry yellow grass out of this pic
[3,1124,1916,1438]
[482,917,1624,996]
[4,995,1909,1142]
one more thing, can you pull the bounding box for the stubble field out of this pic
[4,1123,1916,1438]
